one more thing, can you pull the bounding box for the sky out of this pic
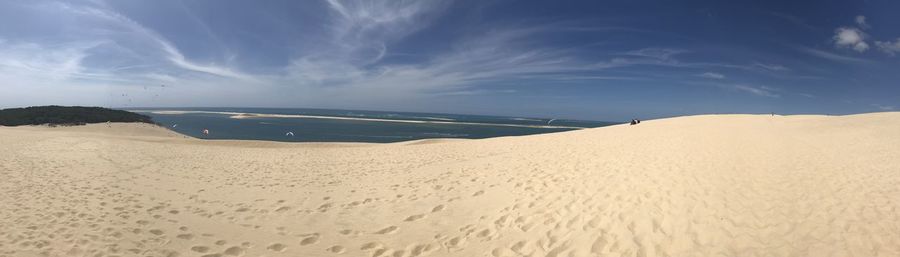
[1,0,899,121]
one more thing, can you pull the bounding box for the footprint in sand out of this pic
[410,244,436,256]
[510,240,530,254]
[267,243,287,252]
[300,235,320,245]
[404,214,426,222]
[327,245,346,254]
[338,229,362,236]
[477,228,494,238]
[375,226,399,234]
[373,248,389,257]
[223,246,245,256]
[360,242,384,250]
[492,247,511,257]
[445,236,465,248]
[191,246,211,253]
[431,205,445,212]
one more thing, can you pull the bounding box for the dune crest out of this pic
[1,113,899,257]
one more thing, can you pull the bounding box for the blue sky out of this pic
[1,0,899,120]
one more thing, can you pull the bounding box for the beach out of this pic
[1,113,899,257]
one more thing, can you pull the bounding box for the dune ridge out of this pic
[1,113,899,257]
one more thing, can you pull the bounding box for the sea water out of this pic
[132,108,616,143]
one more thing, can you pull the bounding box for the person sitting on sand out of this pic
[630,119,637,125]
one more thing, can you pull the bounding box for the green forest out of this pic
[0,106,154,126]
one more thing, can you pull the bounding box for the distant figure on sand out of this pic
[630,119,637,125]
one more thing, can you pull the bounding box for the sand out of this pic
[1,113,899,257]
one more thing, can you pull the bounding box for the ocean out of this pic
[131,108,617,143]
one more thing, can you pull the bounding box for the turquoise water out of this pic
[132,108,617,143]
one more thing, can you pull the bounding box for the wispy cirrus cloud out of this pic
[766,12,819,31]
[698,72,725,79]
[3,0,881,114]
[729,84,780,98]
[74,2,254,80]
[751,62,789,72]
[871,104,895,111]
[1,1,253,83]
[797,46,869,63]
[622,48,686,60]
[687,79,782,98]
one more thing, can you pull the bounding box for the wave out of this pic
[421,132,469,137]
[411,116,456,121]
[329,134,414,139]
[509,117,544,122]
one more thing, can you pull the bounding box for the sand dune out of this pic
[2,113,899,257]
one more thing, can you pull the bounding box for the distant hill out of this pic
[0,106,155,126]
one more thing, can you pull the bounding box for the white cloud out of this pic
[827,15,900,57]
[698,72,724,79]
[875,38,900,56]
[833,27,869,52]
[855,15,869,29]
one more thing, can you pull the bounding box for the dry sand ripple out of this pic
[1,113,899,257]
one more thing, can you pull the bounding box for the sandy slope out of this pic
[1,113,899,257]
